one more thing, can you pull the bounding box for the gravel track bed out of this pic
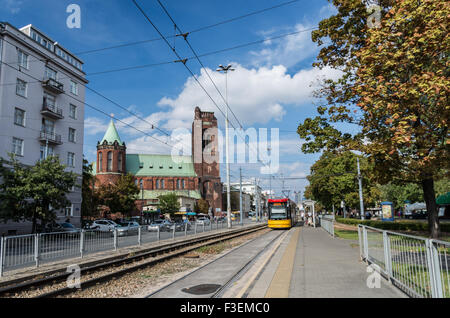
[2,227,269,298]
[61,228,271,298]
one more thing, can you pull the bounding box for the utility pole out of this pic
[217,64,235,229]
[357,157,365,220]
[254,178,259,222]
[239,167,243,225]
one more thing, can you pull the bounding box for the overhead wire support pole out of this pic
[240,167,243,226]
[155,0,272,176]
[217,64,235,229]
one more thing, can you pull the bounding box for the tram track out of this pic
[0,224,267,298]
[145,228,290,298]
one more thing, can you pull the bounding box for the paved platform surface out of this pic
[253,226,406,298]
[143,225,407,298]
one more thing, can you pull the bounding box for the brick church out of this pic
[94,107,223,217]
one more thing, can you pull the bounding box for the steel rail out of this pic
[0,224,266,298]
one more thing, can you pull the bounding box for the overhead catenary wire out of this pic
[0,56,174,149]
[0,37,175,142]
[74,0,304,56]
[142,0,274,171]
[0,27,317,88]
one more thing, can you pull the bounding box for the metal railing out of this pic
[0,219,250,277]
[358,225,450,298]
[319,215,334,237]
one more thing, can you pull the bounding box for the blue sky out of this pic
[1,0,344,198]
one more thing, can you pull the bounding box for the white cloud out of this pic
[84,117,109,135]
[156,63,341,129]
[250,23,318,69]
[2,0,23,14]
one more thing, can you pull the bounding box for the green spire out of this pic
[101,119,123,145]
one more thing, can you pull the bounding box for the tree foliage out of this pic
[297,0,449,237]
[0,155,77,233]
[81,158,100,219]
[97,174,139,217]
[157,192,180,216]
[304,151,381,211]
[195,198,209,214]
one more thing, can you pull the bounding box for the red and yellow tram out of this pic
[267,198,298,229]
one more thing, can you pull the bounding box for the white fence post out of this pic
[34,233,40,268]
[383,231,392,280]
[113,229,118,251]
[80,230,85,258]
[428,240,444,298]
[138,227,142,246]
[0,237,5,277]
[363,226,369,261]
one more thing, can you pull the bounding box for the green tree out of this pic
[305,151,380,211]
[195,198,210,214]
[0,155,77,233]
[157,192,180,216]
[98,174,139,217]
[298,0,449,237]
[81,158,100,220]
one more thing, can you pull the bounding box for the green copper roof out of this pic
[139,190,201,201]
[126,154,197,177]
[92,154,197,177]
[101,119,123,145]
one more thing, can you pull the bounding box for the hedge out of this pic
[335,217,450,233]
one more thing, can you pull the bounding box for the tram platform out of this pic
[245,225,407,298]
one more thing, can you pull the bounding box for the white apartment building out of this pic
[0,23,88,235]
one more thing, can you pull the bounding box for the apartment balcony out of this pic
[41,100,64,120]
[39,131,63,145]
[42,78,64,94]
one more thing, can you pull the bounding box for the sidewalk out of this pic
[249,226,407,298]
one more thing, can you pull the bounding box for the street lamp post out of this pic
[217,64,235,229]
[357,157,365,220]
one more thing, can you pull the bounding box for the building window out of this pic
[43,91,56,109]
[99,152,103,172]
[67,152,75,167]
[155,179,159,189]
[177,179,180,189]
[14,108,25,127]
[16,78,27,97]
[65,204,73,217]
[41,118,55,135]
[17,49,29,69]
[161,179,165,189]
[70,80,78,95]
[12,137,24,156]
[69,104,77,119]
[40,145,54,160]
[107,151,113,171]
[182,179,185,189]
[118,152,122,172]
[139,179,143,189]
[68,128,76,143]
[45,66,57,80]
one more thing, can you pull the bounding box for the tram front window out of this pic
[270,205,287,220]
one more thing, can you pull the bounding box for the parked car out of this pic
[147,219,171,232]
[196,217,211,226]
[168,220,191,232]
[59,222,81,233]
[89,219,118,232]
[167,221,184,232]
[116,221,140,236]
